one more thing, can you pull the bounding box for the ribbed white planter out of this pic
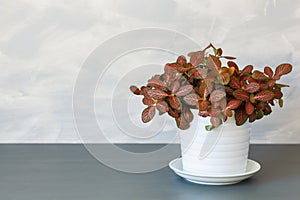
[180,114,250,175]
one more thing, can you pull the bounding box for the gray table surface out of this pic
[0,144,300,200]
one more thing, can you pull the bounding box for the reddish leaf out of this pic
[190,68,208,79]
[147,79,167,90]
[209,90,226,102]
[225,108,233,117]
[188,51,204,66]
[170,80,180,94]
[177,55,187,65]
[222,56,236,60]
[263,104,272,115]
[227,61,239,72]
[233,89,250,101]
[225,86,234,95]
[252,70,267,80]
[168,108,179,118]
[175,85,194,96]
[210,117,221,127]
[209,108,222,117]
[254,90,274,101]
[156,101,169,114]
[260,84,268,90]
[175,116,189,130]
[199,110,209,117]
[242,65,253,74]
[227,99,242,109]
[273,88,283,99]
[210,55,221,69]
[199,81,212,98]
[249,112,256,123]
[183,93,200,106]
[244,82,260,93]
[168,96,182,111]
[198,100,209,111]
[221,73,230,85]
[216,48,223,56]
[245,102,255,115]
[268,79,276,88]
[235,108,248,126]
[142,106,155,123]
[142,98,153,105]
[147,89,168,99]
[274,63,292,77]
[130,85,141,95]
[229,76,241,89]
[207,56,220,73]
[183,108,193,123]
[264,66,273,78]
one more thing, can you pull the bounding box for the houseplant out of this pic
[129,43,292,176]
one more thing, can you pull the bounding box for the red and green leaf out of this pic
[209,90,226,102]
[264,66,273,78]
[244,82,260,93]
[142,106,155,123]
[235,108,248,126]
[183,93,200,106]
[188,51,204,66]
[254,90,274,101]
[147,89,168,99]
[175,85,194,96]
[274,63,292,78]
[233,89,250,101]
[176,55,187,65]
[229,76,241,89]
[130,85,141,95]
[156,101,169,114]
[245,102,255,115]
[252,70,268,80]
[227,99,242,109]
[168,96,182,111]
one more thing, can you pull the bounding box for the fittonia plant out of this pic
[130,44,292,130]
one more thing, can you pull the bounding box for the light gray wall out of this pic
[0,0,299,143]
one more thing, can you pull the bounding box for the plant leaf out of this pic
[233,89,250,101]
[245,102,255,115]
[209,90,226,102]
[227,99,242,109]
[235,108,248,126]
[264,66,274,78]
[242,65,253,74]
[170,80,180,94]
[244,82,260,93]
[175,116,190,130]
[183,93,200,106]
[177,55,187,65]
[147,89,168,99]
[274,63,292,78]
[156,101,169,114]
[279,98,283,108]
[168,96,182,111]
[130,85,141,95]
[227,61,239,72]
[183,108,194,123]
[142,98,153,105]
[198,100,209,111]
[229,76,241,89]
[147,79,167,91]
[222,56,236,60]
[254,90,275,101]
[175,85,194,96]
[252,70,268,80]
[210,117,221,127]
[142,106,155,123]
[188,51,204,66]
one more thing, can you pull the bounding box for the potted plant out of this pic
[129,44,292,178]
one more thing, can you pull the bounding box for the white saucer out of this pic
[169,158,261,185]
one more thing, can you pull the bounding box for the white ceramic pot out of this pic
[180,114,250,175]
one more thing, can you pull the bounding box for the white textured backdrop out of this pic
[0,0,299,143]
